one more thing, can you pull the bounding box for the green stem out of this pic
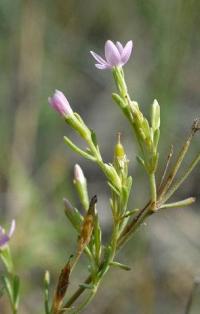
[158,145,173,189]
[116,202,151,249]
[13,307,17,314]
[162,152,200,203]
[149,173,157,207]
[71,286,98,314]
[63,215,120,312]
[63,275,92,309]
[160,197,196,209]
[158,127,197,201]
[66,150,199,311]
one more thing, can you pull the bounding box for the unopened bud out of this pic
[73,164,89,211]
[104,163,121,191]
[114,133,125,159]
[74,164,86,184]
[44,270,50,286]
[151,99,160,130]
[48,90,73,117]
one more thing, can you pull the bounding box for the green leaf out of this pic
[153,129,160,151]
[127,176,133,193]
[93,212,102,264]
[138,127,146,142]
[110,261,131,271]
[0,247,14,273]
[2,275,13,305]
[63,198,83,232]
[136,155,147,171]
[148,153,159,173]
[121,186,129,210]
[90,129,98,148]
[13,275,20,309]
[112,93,127,108]
[64,136,96,161]
[79,283,94,289]
[107,181,120,196]
[104,164,121,191]
[120,208,139,219]
[142,118,151,139]
[0,277,5,298]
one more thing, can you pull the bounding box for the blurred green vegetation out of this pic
[0,0,199,313]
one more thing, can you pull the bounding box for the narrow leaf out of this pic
[110,261,131,271]
[64,136,96,161]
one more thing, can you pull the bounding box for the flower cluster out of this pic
[48,40,133,116]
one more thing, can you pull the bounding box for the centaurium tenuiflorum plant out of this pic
[0,39,199,314]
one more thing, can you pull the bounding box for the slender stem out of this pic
[63,186,196,311]
[116,202,152,249]
[64,275,92,309]
[149,173,157,208]
[64,205,120,311]
[159,144,173,189]
[62,64,199,314]
[160,197,196,209]
[63,147,199,310]
[162,152,200,203]
[158,127,197,201]
[71,286,98,314]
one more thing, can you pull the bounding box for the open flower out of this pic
[48,90,73,117]
[0,220,15,248]
[90,40,133,70]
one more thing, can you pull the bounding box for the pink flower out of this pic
[0,220,15,248]
[48,90,73,117]
[90,40,133,70]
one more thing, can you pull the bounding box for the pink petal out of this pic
[121,41,133,65]
[8,220,16,238]
[90,51,107,65]
[95,63,110,70]
[49,90,73,117]
[116,41,124,54]
[105,40,121,66]
[0,234,10,247]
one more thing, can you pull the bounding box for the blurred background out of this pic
[0,0,199,313]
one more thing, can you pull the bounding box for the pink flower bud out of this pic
[74,164,86,184]
[48,90,73,117]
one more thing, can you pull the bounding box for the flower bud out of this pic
[114,133,129,179]
[151,99,160,131]
[114,133,125,159]
[74,164,89,211]
[74,164,86,184]
[44,270,50,287]
[104,163,121,191]
[63,198,83,232]
[48,90,73,117]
